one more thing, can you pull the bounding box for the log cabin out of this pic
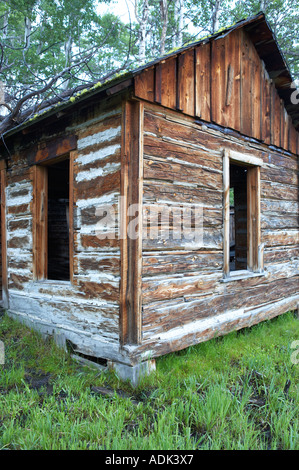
[0,12,298,384]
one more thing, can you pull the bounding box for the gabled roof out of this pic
[2,11,299,139]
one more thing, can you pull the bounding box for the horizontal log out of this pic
[143,180,222,207]
[79,203,119,227]
[138,295,299,359]
[8,292,120,343]
[74,253,120,276]
[143,203,222,227]
[261,213,298,230]
[142,250,223,276]
[144,155,222,188]
[7,235,31,250]
[261,181,298,201]
[77,280,119,302]
[7,218,31,232]
[264,246,299,264]
[261,166,298,186]
[7,203,31,217]
[144,135,222,171]
[261,152,297,171]
[77,114,121,151]
[142,225,222,251]
[262,229,299,247]
[8,257,32,272]
[142,276,299,336]
[74,170,120,201]
[74,232,120,251]
[142,272,220,305]
[261,199,298,214]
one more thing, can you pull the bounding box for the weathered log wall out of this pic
[140,103,299,357]
[3,97,126,363]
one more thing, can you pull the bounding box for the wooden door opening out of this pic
[33,157,71,281]
[47,159,70,280]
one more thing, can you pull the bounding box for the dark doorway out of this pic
[47,159,70,280]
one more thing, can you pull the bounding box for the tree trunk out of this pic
[135,0,150,63]
[63,35,73,89]
[160,0,168,55]
[173,0,184,49]
[24,17,32,50]
[3,11,9,40]
[211,0,221,34]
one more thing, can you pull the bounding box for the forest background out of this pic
[0,0,298,134]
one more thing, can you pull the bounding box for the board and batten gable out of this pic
[134,27,299,154]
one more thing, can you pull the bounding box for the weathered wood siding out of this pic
[140,103,299,358]
[4,97,125,362]
[135,29,299,154]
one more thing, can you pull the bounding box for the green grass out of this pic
[0,311,298,450]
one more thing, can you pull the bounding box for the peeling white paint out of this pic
[9,288,118,308]
[6,193,32,207]
[8,268,32,276]
[76,192,120,209]
[78,125,121,150]
[7,248,32,257]
[76,161,121,182]
[76,144,120,167]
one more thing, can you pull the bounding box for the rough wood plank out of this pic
[69,151,75,284]
[271,83,281,148]
[261,65,271,145]
[247,166,261,271]
[138,295,299,359]
[120,100,144,345]
[177,49,195,116]
[289,122,298,155]
[240,30,252,136]
[211,36,226,125]
[159,58,177,109]
[32,165,48,280]
[195,42,211,122]
[134,67,155,102]
[32,135,77,165]
[223,149,230,277]
[251,45,262,141]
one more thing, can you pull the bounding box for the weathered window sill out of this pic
[221,270,265,283]
[31,280,72,287]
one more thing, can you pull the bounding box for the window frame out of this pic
[223,149,264,280]
[32,152,74,283]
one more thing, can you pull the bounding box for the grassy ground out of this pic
[0,310,298,450]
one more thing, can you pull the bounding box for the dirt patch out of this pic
[24,369,53,395]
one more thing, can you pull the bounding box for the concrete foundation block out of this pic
[108,359,156,386]
[53,330,67,352]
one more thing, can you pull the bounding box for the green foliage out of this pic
[0,311,298,450]
[0,0,130,98]
[230,0,299,80]
[0,0,298,130]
